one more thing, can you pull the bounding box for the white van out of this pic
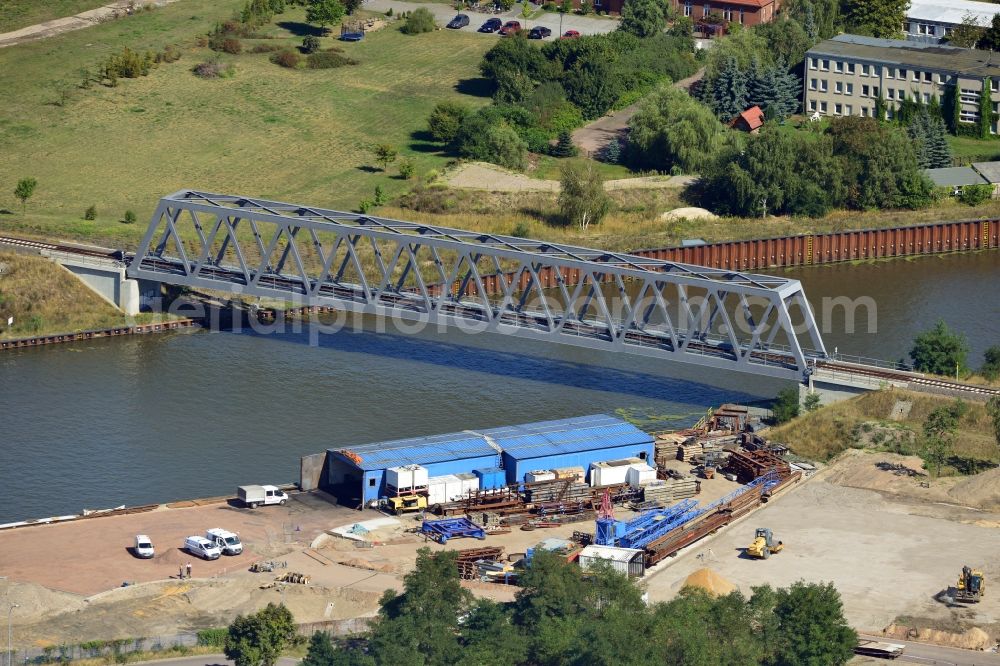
[205,528,243,555]
[134,534,155,559]
[184,535,222,560]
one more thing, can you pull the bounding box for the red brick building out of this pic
[669,0,781,28]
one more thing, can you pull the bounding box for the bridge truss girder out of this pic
[128,191,827,381]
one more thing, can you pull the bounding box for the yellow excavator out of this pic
[955,566,985,603]
[746,527,784,559]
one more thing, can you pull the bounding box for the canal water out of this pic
[0,251,996,522]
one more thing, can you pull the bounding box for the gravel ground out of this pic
[642,476,1000,634]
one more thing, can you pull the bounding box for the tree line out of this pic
[294,548,858,666]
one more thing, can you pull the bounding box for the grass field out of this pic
[0,251,173,339]
[0,0,108,34]
[0,1,492,246]
[947,134,1000,165]
[769,389,997,468]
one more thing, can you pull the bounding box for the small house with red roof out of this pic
[730,106,766,133]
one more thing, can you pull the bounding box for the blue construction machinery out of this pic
[595,470,782,550]
[421,517,487,544]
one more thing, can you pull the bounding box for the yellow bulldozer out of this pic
[381,494,428,515]
[746,527,784,559]
[955,565,985,603]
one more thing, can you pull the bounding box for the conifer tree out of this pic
[711,55,749,121]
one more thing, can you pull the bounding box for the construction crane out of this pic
[955,566,985,603]
[746,527,783,559]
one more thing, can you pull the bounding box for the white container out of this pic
[578,545,645,577]
[455,472,479,497]
[526,470,555,483]
[409,464,429,488]
[386,466,413,491]
[626,464,657,488]
[427,474,463,505]
[590,458,642,487]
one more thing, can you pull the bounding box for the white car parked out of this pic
[206,528,243,555]
[134,534,155,559]
[184,535,222,560]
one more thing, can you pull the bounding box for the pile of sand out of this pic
[340,557,394,573]
[6,581,85,623]
[660,207,718,222]
[682,568,736,596]
[883,624,993,650]
[948,467,1000,510]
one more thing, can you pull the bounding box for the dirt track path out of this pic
[0,0,180,49]
[571,68,705,156]
[444,162,694,192]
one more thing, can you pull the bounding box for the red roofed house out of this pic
[670,0,781,30]
[730,106,765,133]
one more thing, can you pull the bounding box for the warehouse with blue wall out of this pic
[492,415,653,484]
[325,414,654,505]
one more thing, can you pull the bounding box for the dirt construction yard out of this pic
[4,450,1000,648]
[644,452,1000,638]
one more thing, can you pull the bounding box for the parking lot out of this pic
[0,492,358,596]
[364,0,620,39]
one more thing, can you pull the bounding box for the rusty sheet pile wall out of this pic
[441,220,998,297]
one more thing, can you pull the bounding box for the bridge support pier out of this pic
[45,251,140,315]
[800,373,884,407]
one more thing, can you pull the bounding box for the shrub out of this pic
[196,628,228,648]
[193,59,232,78]
[357,199,374,213]
[511,221,530,237]
[772,387,800,424]
[302,36,321,53]
[122,210,137,224]
[401,7,436,34]
[386,7,393,16]
[306,50,356,68]
[221,38,243,54]
[271,49,302,68]
[155,44,182,63]
[250,43,282,53]
[960,183,993,206]
[601,138,622,164]
[102,47,155,83]
[83,205,97,220]
[398,159,415,179]
[427,101,470,144]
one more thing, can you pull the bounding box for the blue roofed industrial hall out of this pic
[324,414,654,506]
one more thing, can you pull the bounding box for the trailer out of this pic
[421,517,486,544]
[853,640,905,659]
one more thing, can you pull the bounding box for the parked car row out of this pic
[132,528,244,561]
[445,14,578,39]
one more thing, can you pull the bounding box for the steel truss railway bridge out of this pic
[127,191,1000,399]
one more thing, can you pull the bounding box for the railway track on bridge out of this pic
[0,235,124,261]
[817,360,1000,398]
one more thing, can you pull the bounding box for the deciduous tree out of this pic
[558,160,610,230]
[627,84,725,173]
[773,582,857,665]
[224,604,295,666]
[427,101,469,143]
[373,143,398,170]
[772,386,800,423]
[909,320,970,376]
[14,177,37,214]
[947,11,985,48]
[843,0,907,38]
[982,346,1000,380]
[306,0,345,29]
[619,0,666,38]
[980,13,1000,51]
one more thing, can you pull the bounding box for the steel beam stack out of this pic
[727,449,790,484]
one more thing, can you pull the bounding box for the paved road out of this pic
[363,0,619,37]
[857,634,1000,666]
[134,657,300,666]
[0,0,180,49]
